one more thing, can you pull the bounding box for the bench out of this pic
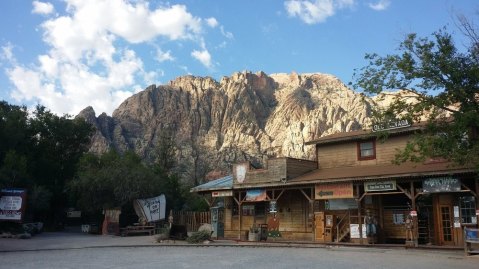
[464,227,479,256]
[121,225,155,237]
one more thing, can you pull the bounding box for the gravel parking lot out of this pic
[1,232,478,269]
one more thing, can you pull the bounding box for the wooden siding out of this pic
[225,190,313,240]
[317,135,410,169]
[382,209,407,240]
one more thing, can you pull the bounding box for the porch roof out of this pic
[288,161,475,185]
[190,175,233,192]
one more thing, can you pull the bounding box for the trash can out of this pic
[259,224,268,241]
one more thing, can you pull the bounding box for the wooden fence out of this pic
[171,211,211,232]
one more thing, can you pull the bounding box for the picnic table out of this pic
[120,225,155,236]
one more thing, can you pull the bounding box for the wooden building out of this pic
[192,122,479,247]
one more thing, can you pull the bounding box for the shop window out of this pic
[460,196,477,224]
[255,202,266,216]
[357,140,376,160]
[242,204,255,216]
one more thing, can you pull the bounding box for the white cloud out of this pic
[284,0,355,24]
[206,17,219,28]
[191,49,212,69]
[156,48,174,62]
[1,44,16,64]
[4,0,225,116]
[32,1,55,15]
[368,0,390,11]
[220,26,234,39]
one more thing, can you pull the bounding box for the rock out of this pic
[77,71,376,180]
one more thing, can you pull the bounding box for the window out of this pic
[357,140,376,160]
[460,196,477,224]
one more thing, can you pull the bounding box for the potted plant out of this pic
[248,224,260,241]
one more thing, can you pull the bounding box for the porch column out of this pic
[476,178,479,229]
[357,184,363,244]
[410,181,418,247]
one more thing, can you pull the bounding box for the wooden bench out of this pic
[121,225,155,237]
[464,227,479,256]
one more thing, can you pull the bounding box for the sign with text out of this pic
[133,194,166,222]
[212,190,233,197]
[364,180,397,192]
[372,119,411,132]
[350,224,367,239]
[315,183,354,200]
[0,188,27,222]
[423,177,461,193]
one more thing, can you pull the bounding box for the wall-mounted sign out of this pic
[350,224,367,239]
[0,188,27,222]
[372,119,411,132]
[410,211,417,217]
[235,164,247,183]
[212,190,233,197]
[423,177,461,193]
[315,183,354,200]
[245,189,267,202]
[364,180,397,192]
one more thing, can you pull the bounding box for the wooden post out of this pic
[357,184,363,244]
[238,192,242,240]
[410,181,418,247]
[476,178,479,229]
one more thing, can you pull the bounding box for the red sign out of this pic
[315,183,354,200]
[410,211,417,217]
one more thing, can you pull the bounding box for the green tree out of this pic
[71,150,162,214]
[353,21,479,169]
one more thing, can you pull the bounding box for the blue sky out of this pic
[0,0,477,115]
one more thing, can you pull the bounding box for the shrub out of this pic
[186,230,211,244]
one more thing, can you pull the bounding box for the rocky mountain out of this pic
[77,71,375,180]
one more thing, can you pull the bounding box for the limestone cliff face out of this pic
[77,71,374,174]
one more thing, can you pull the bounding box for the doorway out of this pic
[438,205,454,245]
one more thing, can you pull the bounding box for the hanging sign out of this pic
[315,183,354,199]
[0,188,27,222]
[245,189,267,202]
[364,180,396,192]
[410,211,417,217]
[269,200,277,213]
[212,190,233,197]
[423,177,461,193]
[476,210,479,216]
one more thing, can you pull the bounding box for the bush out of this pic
[186,230,211,244]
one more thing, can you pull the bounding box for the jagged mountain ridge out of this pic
[78,71,374,176]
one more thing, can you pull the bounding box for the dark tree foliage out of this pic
[71,150,162,214]
[353,20,479,169]
[0,102,93,223]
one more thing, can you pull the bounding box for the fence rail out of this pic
[171,211,211,232]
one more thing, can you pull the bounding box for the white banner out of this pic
[134,194,166,222]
